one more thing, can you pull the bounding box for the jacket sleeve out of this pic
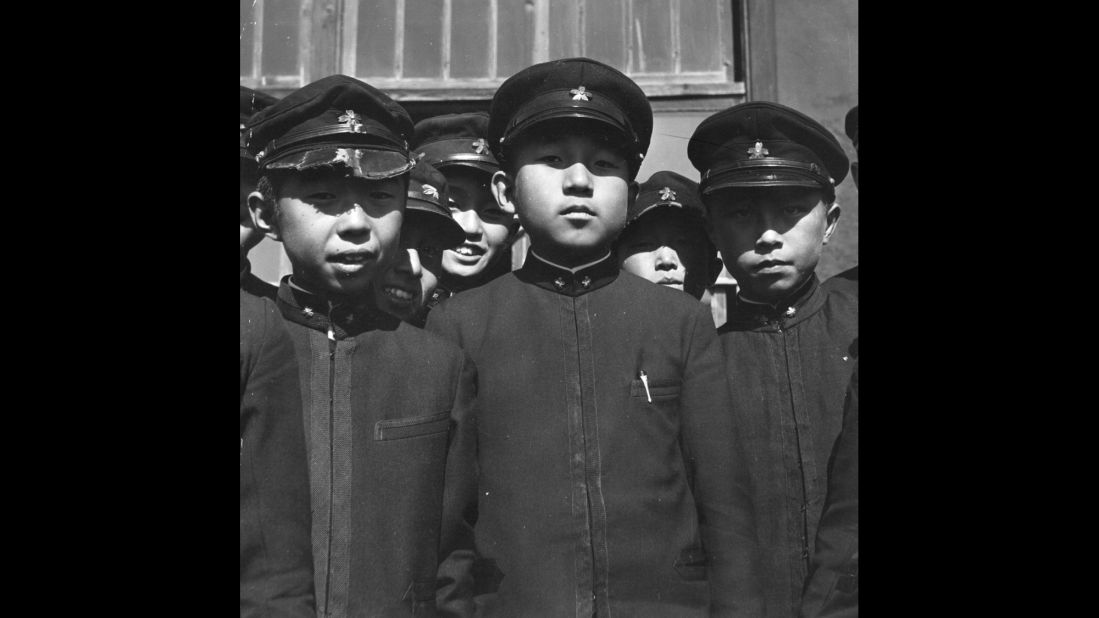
[240,296,316,618]
[430,304,480,617]
[677,303,764,617]
[799,360,859,618]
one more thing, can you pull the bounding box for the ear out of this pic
[822,202,841,245]
[248,191,281,241]
[491,170,517,215]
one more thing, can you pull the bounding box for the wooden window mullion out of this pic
[442,0,452,80]
[394,0,406,78]
[252,0,265,83]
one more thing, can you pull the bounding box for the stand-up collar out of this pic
[725,274,823,331]
[516,249,620,296]
[276,276,399,338]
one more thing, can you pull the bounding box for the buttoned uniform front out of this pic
[240,289,315,617]
[275,279,477,618]
[719,275,857,617]
[426,252,763,617]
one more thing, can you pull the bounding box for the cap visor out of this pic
[435,158,499,176]
[702,170,825,195]
[264,147,415,180]
[405,206,465,249]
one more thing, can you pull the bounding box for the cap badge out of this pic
[570,86,591,101]
[338,110,364,132]
[659,187,677,201]
[471,138,489,154]
[422,184,439,198]
[748,141,770,160]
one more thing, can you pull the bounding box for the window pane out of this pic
[631,0,673,73]
[404,0,443,78]
[496,0,533,77]
[452,0,491,78]
[680,0,721,72]
[241,0,255,77]
[584,0,625,69]
[262,0,300,77]
[357,0,397,78]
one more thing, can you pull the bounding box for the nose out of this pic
[755,212,784,250]
[336,201,370,238]
[563,162,594,195]
[654,246,681,271]
[452,209,484,238]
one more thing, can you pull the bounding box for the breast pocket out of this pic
[374,411,452,441]
[629,378,682,402]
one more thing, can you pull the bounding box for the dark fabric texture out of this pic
[275,279,477,618]
[426,253,763,617]
[240,289,316,618]
[800,358,858,618]
[719,274,858,618]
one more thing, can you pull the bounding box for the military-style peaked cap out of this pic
[240,86,278,161]
[488,57,652,178]
[845,104,858,149]
[688,101,848,196]
[244,74,416,180]
[413,112,499,175]
[407,158,464,249]
[627,170,707,225]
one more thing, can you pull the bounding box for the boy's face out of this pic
[373,224,443,323]
[616,210,709,299]
[441,167,515,282]
[707,186,839,303]
[495,130,634,265]
[270,169,405,298]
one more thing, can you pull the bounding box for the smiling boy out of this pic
[615,170,722,300]
[689,101,859,617]
[426,58,762,617]
[244,75,477,618]
[413,113,521,295]
[373,158,464,326]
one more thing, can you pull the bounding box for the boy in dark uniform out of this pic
[373,158,464,327]
[412,112,521,296]
[615,170,723,300]
[240,86,279,299]
[426,58,762,617]
[688,101,859,617]
[240,289,315,617]
[245,74,477,618]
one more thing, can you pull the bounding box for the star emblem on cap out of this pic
[338,110,364,132]
[471,138,488,154]
[659,187,676,201]
[748,141,769,159]
[570,86,591,101]
[422,184,439,198]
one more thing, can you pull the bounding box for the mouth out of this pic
[752,259,791,273]
[657,277,683,286]
[381,285,415,304]
[328,251,376,274]
[561,204,596,219]
[448,243,486,263]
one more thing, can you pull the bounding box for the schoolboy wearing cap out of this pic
[689,100,859,617]
[373,158,464,327]
[240,289,315,617]
[245,74,477,617]
[413,112,521,294]
[426,58,762,617]
[240,86,280,300]
[615,170,723,300]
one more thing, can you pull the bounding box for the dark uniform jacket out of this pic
[426,252,762,617]
[241,256,278,301]
[800,358,858,618]
[240,289,315,618]
[275,279,477,618]
[720,274,858,617]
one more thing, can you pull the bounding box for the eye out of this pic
[593,158,621,170]
[369,190,396,200]
[307,192,336,201]
[538,154,562,164]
